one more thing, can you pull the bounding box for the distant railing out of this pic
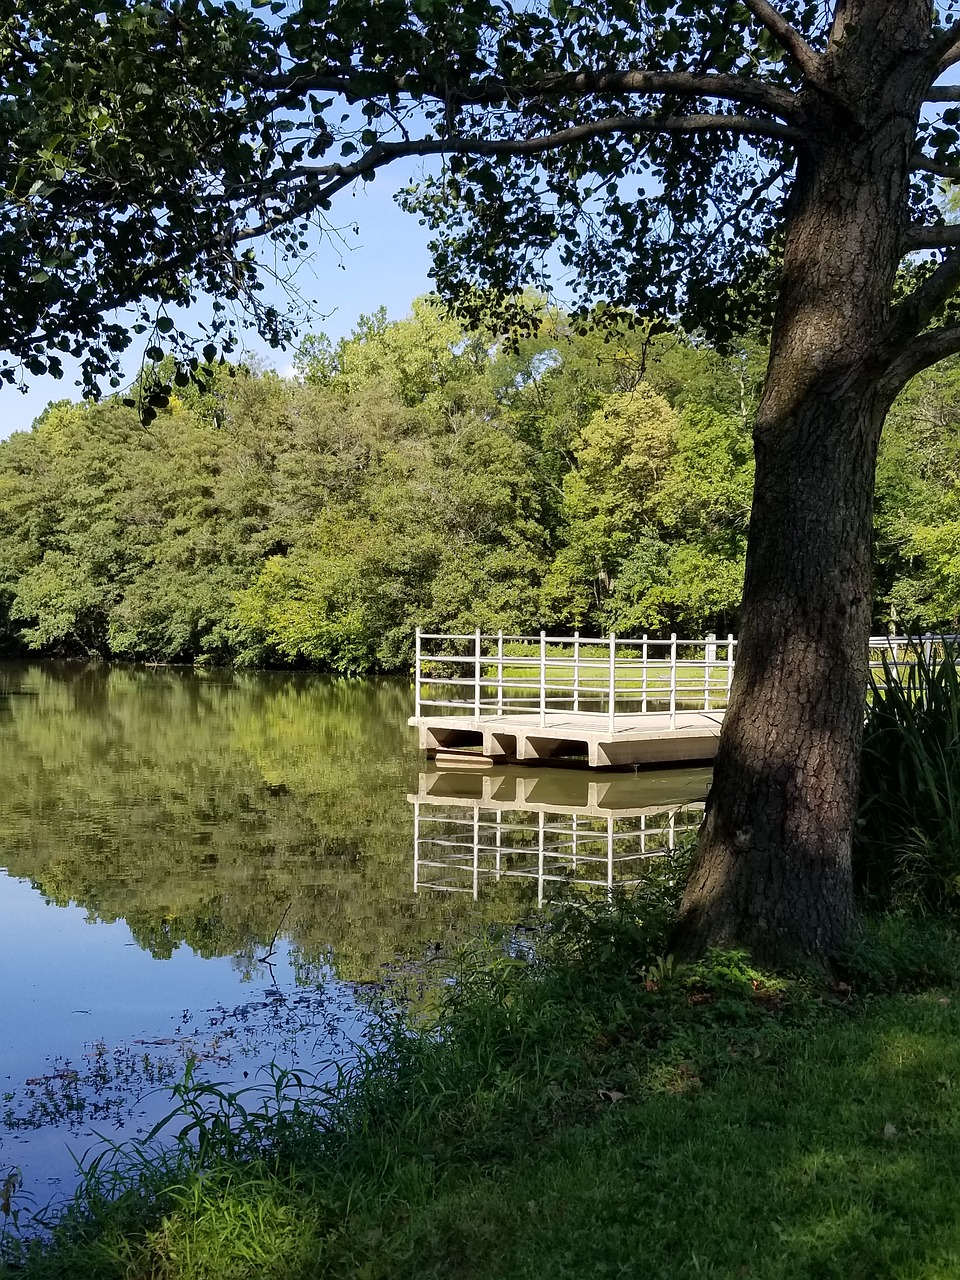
[414,630,960,729]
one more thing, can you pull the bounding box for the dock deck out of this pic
[410,709,724,767]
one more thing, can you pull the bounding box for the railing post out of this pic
[474,628,482,718]
[573,630,580,714]
[607,815,614,894]
[726,633,735,703]
[642,634,648,713]
[704,632,715,711]
[540,630,547,727]
[413,800,421,893]
[669,632,677,729]
[414,627,422,718]
[924,631,934,665]
[496,630,504,716]
[608,633,617,735]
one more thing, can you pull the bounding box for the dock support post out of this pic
[415,627,422,718]
[608,633,617,736]
[413,801,421,893]
[540,631,547,728]
[474,628,482,718]
[669,633,677,730]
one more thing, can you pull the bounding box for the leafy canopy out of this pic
[7,0,960,397]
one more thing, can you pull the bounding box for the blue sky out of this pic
[0,175,436,439]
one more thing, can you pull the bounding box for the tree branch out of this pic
[912,154,960,181]
[885,249,960,354]
[879,323,960,400]
[740,0,823,81]
[229,113,800,248]
[258,68,801,123]
[311,112,798,176]
[934,17,960,71]
[906,223,960,250]
[925,83,960,101]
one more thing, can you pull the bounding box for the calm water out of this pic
[0,663,709,1227]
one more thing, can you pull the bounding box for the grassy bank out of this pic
[5,874,960,1280]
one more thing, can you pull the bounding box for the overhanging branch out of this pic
[233,113,800,247]
[912,154,960,181]
[885,248,960,355]
[740,0,823,81]
[935,18,960,71]
[258,68,801,123]
[925,83,960,101]
[283,112,801,195]
[879,323,960,399]
[906,223,960,250]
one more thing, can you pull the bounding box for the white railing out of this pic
[414,630,737,729]
[414,630,960,727]
[412,800,703,906]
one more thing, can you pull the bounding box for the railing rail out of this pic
[414,630,960,729]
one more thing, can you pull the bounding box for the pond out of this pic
[0,662,710,1231]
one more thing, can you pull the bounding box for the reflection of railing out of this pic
[415,631,960,732]
[411,796,704,907]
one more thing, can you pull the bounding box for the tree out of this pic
[8,0,960,964]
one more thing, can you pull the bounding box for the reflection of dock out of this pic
[409,767,707,905]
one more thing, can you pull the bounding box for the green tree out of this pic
[13,1,960,962]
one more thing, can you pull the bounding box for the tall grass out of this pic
[856,640,960,910]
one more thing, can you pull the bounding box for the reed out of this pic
[857,640,960,910]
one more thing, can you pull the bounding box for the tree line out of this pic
[0,297,957,672]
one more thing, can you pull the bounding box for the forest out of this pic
[0,295,957,673]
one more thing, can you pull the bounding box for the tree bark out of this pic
[672,7,935,967]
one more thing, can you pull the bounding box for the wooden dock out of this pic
[410,629,940,769]
[411,630,733,768]
[410,709,724,767]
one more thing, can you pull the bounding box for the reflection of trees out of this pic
[0,664,533,982]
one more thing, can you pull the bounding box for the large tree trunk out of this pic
[672,16,933,966]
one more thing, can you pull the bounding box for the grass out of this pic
[6,865,960,1280]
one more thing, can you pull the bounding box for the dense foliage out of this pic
[0,300,759,670]
[1,298,959,672]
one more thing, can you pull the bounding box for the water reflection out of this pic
[0,662,711,1227]
[410,765,708,906]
